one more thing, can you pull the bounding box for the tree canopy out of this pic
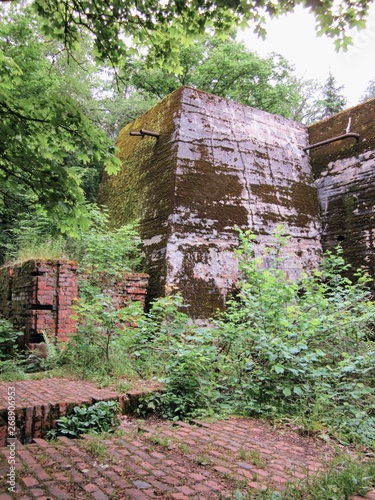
[29,0,374,72]
[0,0,372,242]
[361,78,375,102]
[131,37,301,118]
[317,72,347,119]
[0,4,120,236]
[100,34,333,139]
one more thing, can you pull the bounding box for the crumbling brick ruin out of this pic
[98,87,375,318]
[0,260,148,347]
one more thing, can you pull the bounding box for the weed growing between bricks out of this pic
[229,455,375,499]
[1,412,375,499]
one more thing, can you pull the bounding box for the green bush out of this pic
[67,205,142,278]
[55,205,143,379]
[214,230,375,444]
[5,205,142,273]
[62,287,143,380]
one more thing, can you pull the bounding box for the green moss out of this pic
[308,98,375,178]
[98,88,186,301]
[98,87,184,231]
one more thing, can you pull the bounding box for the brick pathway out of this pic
[0,378,374,499]
[0,379,159,445]
[0,415,374,499]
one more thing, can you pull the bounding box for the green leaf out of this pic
[293,386,303,396]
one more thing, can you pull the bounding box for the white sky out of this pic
[238,4,375,106]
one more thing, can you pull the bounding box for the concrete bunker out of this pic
[99,88,375,318]
[99,87,327,318]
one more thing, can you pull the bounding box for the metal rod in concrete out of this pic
[304,133,360,152]
[130,129,160,138]
[140,129,160,138]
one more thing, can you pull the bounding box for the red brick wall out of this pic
[0,260,149,348]
[99,273,149,310]
[0,260,79,347]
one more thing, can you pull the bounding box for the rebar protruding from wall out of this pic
[304,132,360,152]
[130,129,160,138]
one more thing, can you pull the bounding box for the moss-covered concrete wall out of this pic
[98,89,182,303]
[308,98,375,286]
[99,87,322,318]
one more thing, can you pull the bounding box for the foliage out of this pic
[249,455,375,499]
[5,213,372,446]
[4,204,141,269]
[0,0,371,242]
[65,286,143,379]
[22,332,67,374]
[103,35,340,128]
[26,0,374,74]
[54,207,143,380]
[316,72,347,120]
[4,212,65,264]
[290,78,327,124]
[131,295,219,420]
[0,5,120,236]
[213,230,375,444]
[52,400,120,438]
[67,206,142,278]
[111,34,344,127]
[360,78,375,102]
[1,205,143,383]
[97,81,157,140]
[0,319,23,372]
[122,36,302,120]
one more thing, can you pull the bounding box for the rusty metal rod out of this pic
[140,129,160,138]
[129,129,160,138]
[304,132,360,152]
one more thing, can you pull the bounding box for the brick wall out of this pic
[0,265,12,321]
[0,260,149,348]
[99,273,149,310]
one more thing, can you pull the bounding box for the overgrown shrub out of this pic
[61,287,143,380]
[4,213,65,263]
[66,205,142,277]
[56,207,144,380]
[213,229,375,444]
[5,205,142,272]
